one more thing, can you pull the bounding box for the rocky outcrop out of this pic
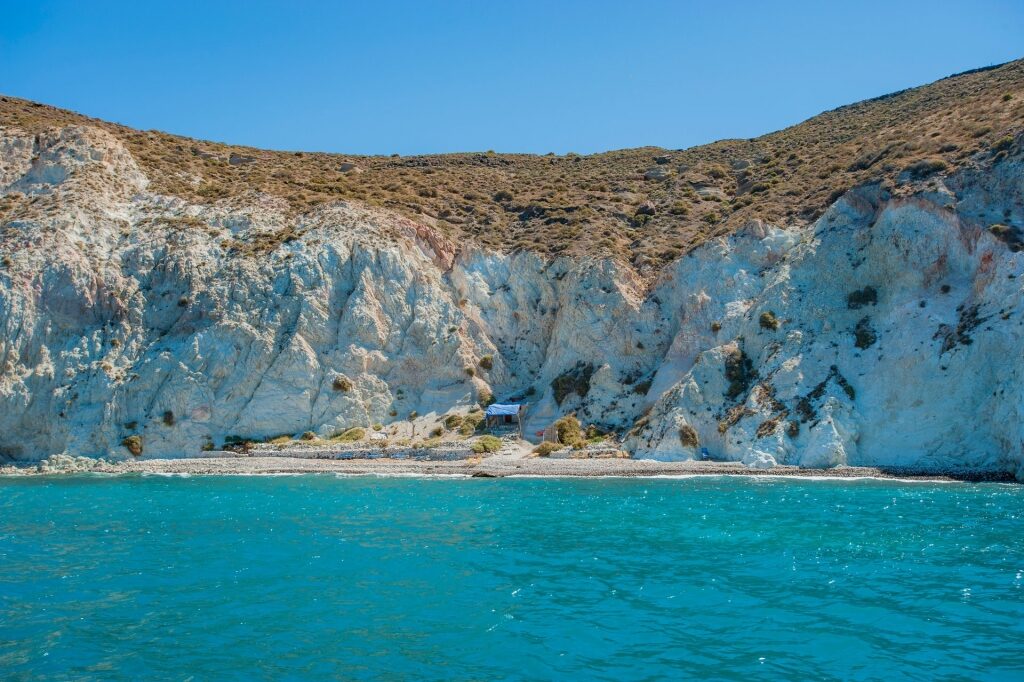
[1,124,1023,479]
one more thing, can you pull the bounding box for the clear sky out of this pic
[1,1,1022,155]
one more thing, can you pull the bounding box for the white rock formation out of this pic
[1,124,1022,479]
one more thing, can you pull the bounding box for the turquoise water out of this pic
[1,476,1022,681]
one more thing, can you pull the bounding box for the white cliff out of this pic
[1,124,1023,478]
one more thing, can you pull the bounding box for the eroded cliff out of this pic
[2,67,1024,477]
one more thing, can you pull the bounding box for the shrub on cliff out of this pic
[679,425,699,449]
[847,286,878,309]
[990,223,1024,252]
[551,362,595,405]
[854,317,877,349]
[478,354,494,371]
[633,380,652,395]
[332,376,352,392]
[724,345,755,400]
[121,435,143,456]
[759,311,779,331]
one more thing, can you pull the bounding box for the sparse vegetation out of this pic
[759,311,779,331]
[989,223,1023,252]
[854,317,877,349]
[332,376,353,392]
[847,286,878,309]
[756,417,780,438]
[903,157,948,180]
[551,362,595,405]
[478,354,493,370]
[4,59,1019,272]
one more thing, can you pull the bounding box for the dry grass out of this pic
[2,60,1023,273]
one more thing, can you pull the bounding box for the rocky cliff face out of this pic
[2,121,1023,478]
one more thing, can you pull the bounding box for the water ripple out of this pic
[1,476,1022,680]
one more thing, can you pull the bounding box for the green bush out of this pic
[479,354,494,370]
[471,435,502,454]
[459,412,484,436]
[332,376,352,391]
[332,427,365,442]
[444,414,464,429]
[533,442,561,457]
[554,414,585,448]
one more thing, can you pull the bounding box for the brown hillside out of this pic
[2,59,1023,272]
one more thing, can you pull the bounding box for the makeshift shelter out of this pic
[484,403,527,437]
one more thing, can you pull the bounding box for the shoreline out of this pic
[0,454,1016,482]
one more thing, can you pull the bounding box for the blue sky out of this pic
[1,1,1022,155]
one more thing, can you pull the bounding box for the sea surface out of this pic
[1,475,1022,681]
